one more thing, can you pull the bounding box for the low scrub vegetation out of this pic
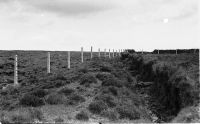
[101,77,122,88]
[75,111,89,121]
[116,105,140,120]
[121,52,199,122]
[54,116,64,123]
[20,94,45,107]
[30,89,48,98]
[66,94,85,106]
[58,87,75,96]
[46,93,65,105]
[95,94,117,108]
[88,101,108,115]
[101,109,118,121]
[80,73,97,86]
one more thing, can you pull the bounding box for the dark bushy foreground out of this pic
[0,108,44,124]
[116,105,140,120]
[46,93,65,105]
[121,52,200,121]
[88,101,108,115]
[58,87,75,96]
[75,111,89,121]
[20,94,45,107]
[66,94,85,105]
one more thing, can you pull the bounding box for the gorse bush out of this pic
[20,94,45,107]
[75,111,89,121]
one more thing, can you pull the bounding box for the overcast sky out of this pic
[0,0,198,51]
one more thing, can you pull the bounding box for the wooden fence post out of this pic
[68,51,70,69]
[14,55,18,85]
[47,52,50,73]
[158,49,159,54]
[176,49,177,55]
[104,49,106,57]
[98,48,100,58]
[81,47,83,63]
[109,49,111,58]
[113,49,115,57]
[91,46,93,59]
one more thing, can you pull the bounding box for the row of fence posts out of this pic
[13,47,125,85]
[12,48,199,86]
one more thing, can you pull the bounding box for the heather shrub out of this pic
[95,94,117,108]
[116,105,140,120]
[11,114,31,123]
[2,84,19,95]
[58,87,75,96]
[100,64,113,72]
[172,106,200,123]
[78,66,89,73]
[101,77,122,88]
[96,72,114,82]
[54,116,64,123]
[108,86,118,96]
[28,108,44,121]
[66,94,85,105]
[88,101,108,115]
[80,73,97,86]
[46,93,65,105]
[101,109,118,121]
[20,94,45,107]
[75,111,89,121]
[30,89,48,98]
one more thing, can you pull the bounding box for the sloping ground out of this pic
[0,51,153,123]
[121,53,200,122]
[0,51,199,123]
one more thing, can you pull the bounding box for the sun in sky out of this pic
[163,18,169,23]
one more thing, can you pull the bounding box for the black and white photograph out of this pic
[0,0,199,123]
